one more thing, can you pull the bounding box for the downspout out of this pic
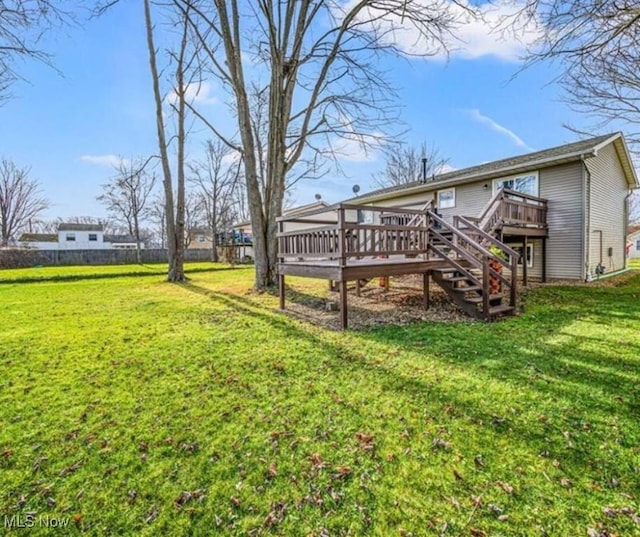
[582,156,591,281]
[623,188,634,269]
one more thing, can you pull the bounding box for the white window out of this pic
[437,188,456,209]
[509,243,534,268]
[494,172,539,197]
[66,233,75,242]
[88,233,98,241]
[198,235,206,243]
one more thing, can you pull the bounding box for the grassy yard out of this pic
[1,264,639,536]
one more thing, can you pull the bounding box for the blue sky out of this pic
[0,1,606,221]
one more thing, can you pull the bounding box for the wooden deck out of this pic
[277,191,548,329]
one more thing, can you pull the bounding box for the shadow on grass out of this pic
[0,264,239,285]
[181,281,640,484]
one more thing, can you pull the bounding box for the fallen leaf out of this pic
[59,460,82,477]
[497,481,514,494]
[470,528,486,537]
[453,469,463,481]
[267,462,277,478]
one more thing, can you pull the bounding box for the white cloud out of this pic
[80,154,128,168]
[466,109,534,151]
[345,0,542,62]
[169,81,219,106]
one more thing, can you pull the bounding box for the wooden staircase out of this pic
[427,209,520,320]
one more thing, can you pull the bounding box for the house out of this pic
[628,225,640,259]
[186,227,215,250]
[276,133,639,328]
[19,224,145,250]
[103,234,146,250]
[343,132,638,281]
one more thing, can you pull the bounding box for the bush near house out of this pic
[0,264,639,536]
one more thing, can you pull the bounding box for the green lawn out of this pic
[1,264,639,536]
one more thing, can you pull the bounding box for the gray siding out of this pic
[504,238,543,280]
[539,162,584,279]
[361,163,589,279]
[363,181,493,223]
[585,143,630,276]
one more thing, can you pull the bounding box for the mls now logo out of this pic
[4,514,70,529]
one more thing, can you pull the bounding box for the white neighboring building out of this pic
[57,223,110,250]
[629,227,640,260]
[19,223,145,250]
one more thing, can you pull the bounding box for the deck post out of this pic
[337,206,346,267]
[339,280,348,330]
[522,236,528,286]
[482,257,490,318]
[542,237,547,283]
[423,271,430,310]
[356,279,361,297]
[278,274,285,310]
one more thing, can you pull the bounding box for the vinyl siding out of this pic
[504,238,543,280]
[539,162,584,279]
[361,181,493,223]
[585,143,630,275]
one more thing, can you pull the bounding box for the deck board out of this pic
[278,256,449,281]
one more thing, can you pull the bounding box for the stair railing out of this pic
[454,215,520,307]
[428,210,519,315]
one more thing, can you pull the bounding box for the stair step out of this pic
[465,294,502,304]
[444,276,472,282]
[488,304,515,316]
[431,267,458,274]
[452,285,481,293]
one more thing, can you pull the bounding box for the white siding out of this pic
[585,144,630,276]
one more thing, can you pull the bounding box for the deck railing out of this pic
[478,188,548,233]
[277,203,430,263]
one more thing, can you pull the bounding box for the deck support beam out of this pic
[278,274,285,310]
[423,271,430,309]
[542,237,547,283]
[522,236,528,286]
[339,280,348,330]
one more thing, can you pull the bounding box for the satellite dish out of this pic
[352,184,360,194]
[314,193,322,200]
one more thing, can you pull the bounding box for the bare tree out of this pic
[177,0,467,289]
[0,159,49,246]
[147,193,167,248]
[188,140,241,261]
[183,191,205,249]
[373,142,449,189]
[143,0,204,281]
[510,1,640,151]
[97,158,155,263]
[0,1,73,102]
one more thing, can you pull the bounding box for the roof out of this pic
[232,200,330,229]
[628,225,640,236]
[58,223,103,232]
[283,200,329,217]
[349,133,638,204]
[104,234,138,244]
[19,233,58,243]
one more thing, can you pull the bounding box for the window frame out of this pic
[88,233,98,242]
[65,233,76,242]
[493,171,539,197]
[508,243,534,268]
[437,187,456,209]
